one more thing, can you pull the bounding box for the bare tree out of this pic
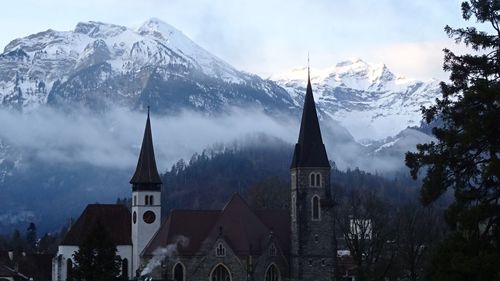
[396,204,443,281]
[335,189,398,281]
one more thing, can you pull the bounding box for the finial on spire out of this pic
[147,105,150,118]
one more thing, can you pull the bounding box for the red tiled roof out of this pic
[254,209,291,255]
[143,210,220,256]
[61,204,131,246]
[143,194,290,257]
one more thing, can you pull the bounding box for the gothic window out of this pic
[211,264,231,281]
[269,243,277,256]
[145,195,149,205]
[310,172,322,187]
[122,258,128,279]
[173,263,185,281]
[134,195,137,206]
[291,195,296,222]
[312,195,321,220]
[265,264,280,281]
[149,195,154,205]
[216,243,226,257]
[66,259,73,281]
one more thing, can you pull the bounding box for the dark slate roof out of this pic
[143,194,290,257]
[290,74,330,168]
[61,204,131,246]
[130,111,162,187]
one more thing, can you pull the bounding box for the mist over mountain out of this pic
[0,18,440,233]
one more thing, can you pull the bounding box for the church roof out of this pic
[142,194,290,257]
[61,204,131,246]
[290,73,330,168]
[130,110,162,187]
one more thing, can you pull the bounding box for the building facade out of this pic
[53,73,336,281]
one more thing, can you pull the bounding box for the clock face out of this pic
[143,211,156,224]
[133,211,137,224]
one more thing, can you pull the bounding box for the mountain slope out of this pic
[0,18,294,114]
[272,59,441,140]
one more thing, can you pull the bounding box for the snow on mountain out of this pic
[272,59,441,140]
[0,18,292,112]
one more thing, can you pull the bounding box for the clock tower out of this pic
[130,107,162,274]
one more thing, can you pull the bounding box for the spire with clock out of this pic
[130,106,162,273]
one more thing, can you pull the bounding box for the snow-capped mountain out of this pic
[272,59,441,140]
[0,18,294,113]
[0,19,443,233]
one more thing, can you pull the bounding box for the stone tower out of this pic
[130,108,162,275]
[290,70,335,281]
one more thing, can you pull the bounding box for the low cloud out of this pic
[0,106,298,171]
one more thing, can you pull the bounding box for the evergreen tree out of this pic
[72,221,121,281]
[26,222,37,253]
[406,1,500,280]
[11,229,24,253]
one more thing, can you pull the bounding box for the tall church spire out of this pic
[290,66,330,168]
[130,108,162,190]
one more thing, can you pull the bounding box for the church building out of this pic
[52,72,336,281]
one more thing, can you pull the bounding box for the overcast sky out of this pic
[0,0,472,80]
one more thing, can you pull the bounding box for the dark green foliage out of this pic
[72,220,121,281]
[162,136,421,216]
[405,1,500,280]
[11,229,24,253]
[245,177,289,209]
[25,222,37,253]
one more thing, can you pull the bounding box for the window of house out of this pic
[312,196,321,220]
[265,264,280,281]
[211,264,231,281]
[215,243,226,257]
[149,195,154,205]
[145,195,149,205]
[66,259,73,281]
[269,243,277,257]
[321,259,326,267]
[173,263,185,281]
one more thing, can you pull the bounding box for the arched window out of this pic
[121,258,128,280]
[265,264,280,281]
[66,259,73,281]
[149,195,154,205]
[173,263,184,281]
[215,243,226,257]
[291,195,296,222]
[211,264,231,281]
[310,172,322,187]
[145,195,149,205]
[312,195,321,220]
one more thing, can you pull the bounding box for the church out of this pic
[52,72,336,281]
